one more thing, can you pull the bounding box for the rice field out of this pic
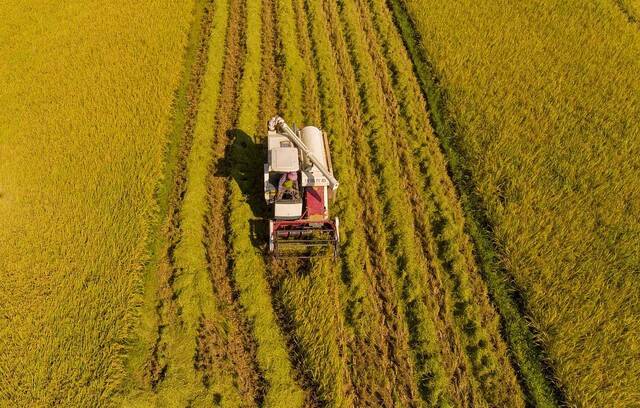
[0,0,637,407]
[0,0,195,405]
[399,0,640,406]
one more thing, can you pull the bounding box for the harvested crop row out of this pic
[349,1,473,405]
[265,1,343,405]
[343,0,475,405]
[184,0,265,405]
[267,0,352,405]
[341,0,484,405]
[291,0,322,125]
[357,0,526,406]
[211,0,307,405]
[336,6,433,407]
[268,4,320,397]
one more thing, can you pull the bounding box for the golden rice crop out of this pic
[5,0,636,405]
[402,0,640,406]
[0,0,195,405]
[618,0,640,21]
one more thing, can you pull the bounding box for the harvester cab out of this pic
[264,116,340,259]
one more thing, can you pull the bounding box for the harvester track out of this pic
[200,0,266,404]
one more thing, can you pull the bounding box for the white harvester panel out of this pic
[274,201,303,218]
[300,126,330,187]
[268,131,300,172]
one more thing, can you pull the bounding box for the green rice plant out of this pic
[400,0,640,406]
[333,2,459,406]
[292,0,322,125]
[304,0,388,404]
[278,258,351,407]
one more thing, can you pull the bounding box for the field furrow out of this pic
[386,1,565,406]
[357,0,526,406]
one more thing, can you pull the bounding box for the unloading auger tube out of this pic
[268,116,339,190]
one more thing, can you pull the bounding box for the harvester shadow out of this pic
[216,128,269,250]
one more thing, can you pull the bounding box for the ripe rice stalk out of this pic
[400,0,640,406]
[0,0,195,405]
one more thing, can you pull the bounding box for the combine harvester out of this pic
[264,116,340,259]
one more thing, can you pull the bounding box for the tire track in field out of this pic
[146,0,216,389]
[268,261,324,408]
[199,0,266,404]
[385,0,565,406]
[351,0,480,404]
[357,0,528,405]
[323,0,422,405]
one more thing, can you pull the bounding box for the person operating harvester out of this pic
[277,171,298,199]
